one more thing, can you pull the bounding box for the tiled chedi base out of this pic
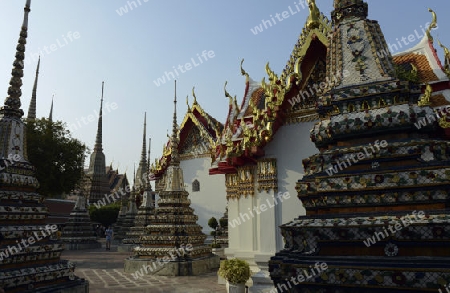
[270,212,450,292]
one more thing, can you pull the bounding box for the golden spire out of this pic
[426,8,437,42]
[1,0,32,118]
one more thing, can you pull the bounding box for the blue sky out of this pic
[0,0,449,183]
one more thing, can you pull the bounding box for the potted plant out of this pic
[218,258,251,293]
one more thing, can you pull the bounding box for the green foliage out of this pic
[218,258,251,284]
[219,218,227,229]
[394,63,420,83]
[208,217,218,230]
[89,202,120,227]
[210,231,216,236]
[26,118,87,198]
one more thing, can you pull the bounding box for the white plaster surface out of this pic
[180,157,227,233]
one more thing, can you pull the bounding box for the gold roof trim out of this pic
[280,11,331,86]
[426,8,437,43]
[437,39,450,79]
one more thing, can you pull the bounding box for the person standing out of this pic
[105,226,113,251]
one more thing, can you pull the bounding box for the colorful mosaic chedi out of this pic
[0,1,88,292]
[269,0,450,292]
[131,90,212,263]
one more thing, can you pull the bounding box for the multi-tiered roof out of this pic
[151,87,223,184]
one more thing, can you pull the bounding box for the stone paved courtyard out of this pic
[61,240,225,293]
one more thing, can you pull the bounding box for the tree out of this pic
[89,202,120,227]
[208,217,219,246]
[26,118,87,198]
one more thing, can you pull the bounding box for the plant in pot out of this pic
[218,258,251,293]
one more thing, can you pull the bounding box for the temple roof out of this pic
[209,3,450,175]
[150,91,223,178]
[209,6,331,175]
[106,166,129,192]
[392,17,450,110]
[393,32,449,84]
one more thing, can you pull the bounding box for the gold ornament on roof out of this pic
[240,59,249,82]
[437,39,450,78]
[307,0,321,29]
[426,8,437,42]
[265,62,278,82]
[224,81,233,105]
[233,96,240,116]
[186,95,191,112]
[418,84,432,107]
[192,86,198,105]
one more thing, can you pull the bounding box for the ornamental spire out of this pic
[27,56,39,121]
[331,0,368,24]
[94,82,104,152]
[147,137,151,181]
[48,94,53,122]
[135,112,148,189]
[140,112,147,164]
[147,138,151,167]
[170,80,179,166]
[1,0,32,118]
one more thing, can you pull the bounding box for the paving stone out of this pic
[61,241,226,293]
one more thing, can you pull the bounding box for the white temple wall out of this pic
[225,121,318,265]
[264,121,317,250]
[181,157,227,233]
